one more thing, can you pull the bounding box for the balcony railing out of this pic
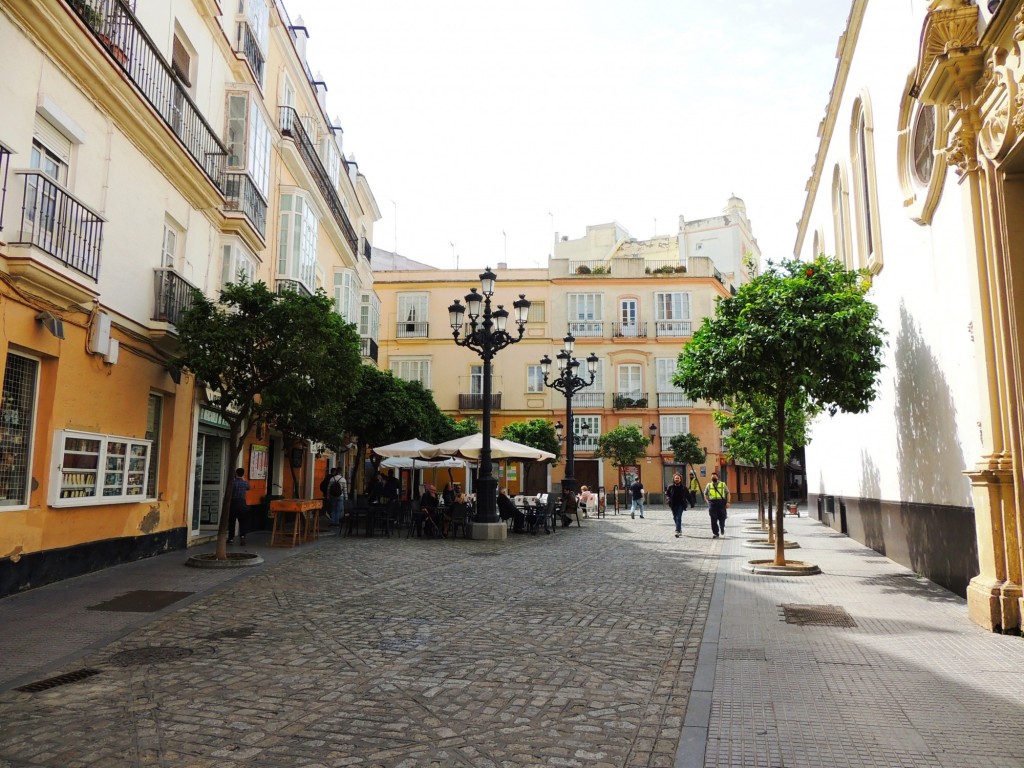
[572,391,606,409]
[276,278,313,298]
[575,436,599,452]
[613,321,647,338]
[359,337,379,363]
[658,391,694,408]
[222,172,267,237]
[235,20,265,86]
[655,319,692,337]
[362,238,372,263]
[645,260,687,275]
[613,392,649,409]
[458,393,502,411]
[279,106,358,255]
[396,321,429,338]
[67,0,227,187]
[568,321,603,338]
[12,171,104,280]
[0,141,13,231]
[568,260,611,275]
[153,267,197,327]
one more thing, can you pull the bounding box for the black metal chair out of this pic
[344,495,370,537]
[448,502,472,539]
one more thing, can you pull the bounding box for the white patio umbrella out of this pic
[379,456,468,469]
[427,434,555,462]
[371,438,438,459]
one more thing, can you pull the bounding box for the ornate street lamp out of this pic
[555,420,591,444]
[448,268,530,532]
[540,334,598,495]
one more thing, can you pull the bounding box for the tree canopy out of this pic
[171,280,359,557]
[594,425,650,469]
[500,419,560,492]
[675,255,885,564]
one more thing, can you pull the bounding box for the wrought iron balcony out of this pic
[66,0,227,187]
[359,337,379,363]
[235,19,264,86]
[0,141,12,231]
[396,321,429,338]
[613,392,649,409]
[12,171,104,280]
[655,319,692,337]
[572,390,606,409]
[152,267,197,327]
[275,278,313,298]
[458,393,502,411]
[657,391,694,408]
[613,321,647,338]
[222,172,267,237]
[279,106,358,255]
[568,321,603,338]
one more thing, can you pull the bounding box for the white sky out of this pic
[286,1,851,271]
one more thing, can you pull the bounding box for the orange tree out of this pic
[674,256,885,565]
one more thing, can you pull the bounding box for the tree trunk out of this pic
[755,460,765,527]
[764,450,775,544]
[217,423,245,560]
[773,397,787,566]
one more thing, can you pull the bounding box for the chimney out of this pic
[289,16,309,67]
[313,71,328,111]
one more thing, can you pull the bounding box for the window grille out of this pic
[0,352,38,506]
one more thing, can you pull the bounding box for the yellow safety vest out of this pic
[706,481,728,500]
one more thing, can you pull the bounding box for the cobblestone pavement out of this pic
[0,508,717,768]
[2,506,1023,768]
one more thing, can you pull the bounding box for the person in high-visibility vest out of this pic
[705,470,730,538]
[688,471,702,507]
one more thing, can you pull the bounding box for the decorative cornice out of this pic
[915,1,981,92]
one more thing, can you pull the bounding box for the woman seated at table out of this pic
[498,487,526,533]
[415,484,441,538]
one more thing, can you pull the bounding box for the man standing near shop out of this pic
[328,468,347,528]
[705,470,730,538]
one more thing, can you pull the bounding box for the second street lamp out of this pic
[541,334,598,496]
[448,268,530,536]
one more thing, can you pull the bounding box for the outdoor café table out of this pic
[269,498,322,547]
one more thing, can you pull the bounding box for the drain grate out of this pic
[780,604,857,627]
[108,646,194,667]
[15,668,102,693]
[87,590,194,613]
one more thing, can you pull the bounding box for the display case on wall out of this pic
[51,430,152,507]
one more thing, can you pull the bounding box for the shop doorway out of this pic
[191,430,227,535]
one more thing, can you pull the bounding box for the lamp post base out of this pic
[470,521,507,541]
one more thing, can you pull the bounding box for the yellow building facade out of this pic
[373,201,756,502]
[0,0,379,596]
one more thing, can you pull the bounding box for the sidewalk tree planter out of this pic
[675,255,885,567]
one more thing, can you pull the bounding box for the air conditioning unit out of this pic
[89,312,111,355]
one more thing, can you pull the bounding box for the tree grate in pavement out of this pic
[107,646,194,667]
[780,603,857,627]
[87,590,194,613]
[15,668,102,692]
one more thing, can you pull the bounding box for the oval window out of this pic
[911,105,936,185]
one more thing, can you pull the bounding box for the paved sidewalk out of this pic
[0,505,1021,767]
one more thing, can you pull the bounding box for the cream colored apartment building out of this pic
[373,197,756,499]
[0,0,379,596]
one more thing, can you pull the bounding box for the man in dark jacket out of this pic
[666,473,689,538]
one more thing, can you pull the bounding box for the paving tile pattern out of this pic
[0,512,717,767]
[707,518,1024,768]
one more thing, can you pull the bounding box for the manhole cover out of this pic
[780,604,857,627]
[88,590,194,613]
[108,647,194,667]
[720,648,766,661]
[201,626,255,640]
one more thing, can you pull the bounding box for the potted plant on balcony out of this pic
[575,265,592,274]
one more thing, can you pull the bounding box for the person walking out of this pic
[328,468,347,528]
[666,473,689,538]
[629,477,645,519]
[705,470,730,538]
[227,467,250,545]
[688,471,702,507]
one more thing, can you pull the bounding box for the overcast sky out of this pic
[286,1,852,271]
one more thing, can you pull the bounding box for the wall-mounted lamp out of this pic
[35,311,65,340]
[167,365,182,385]
[648,423,658,445]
